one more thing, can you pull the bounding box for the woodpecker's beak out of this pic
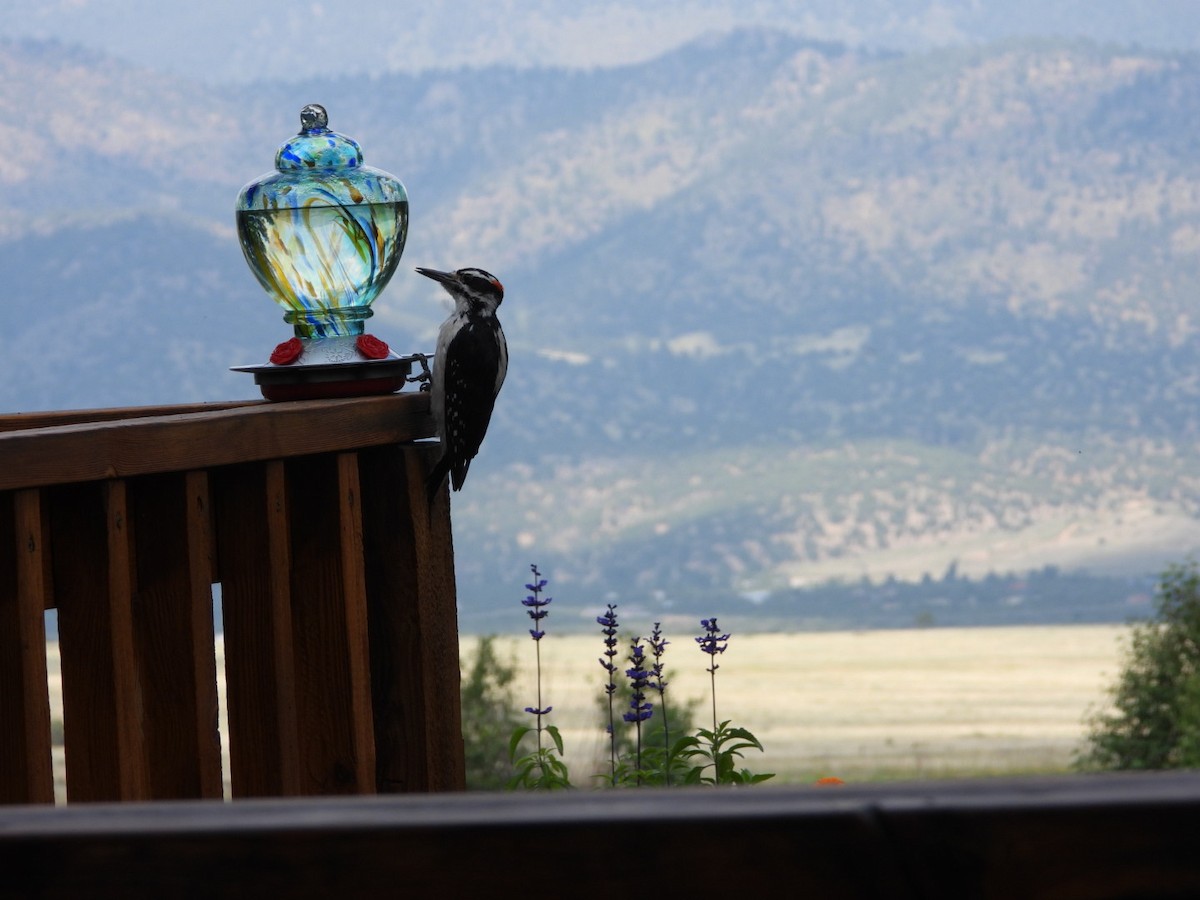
[416,267,456,285]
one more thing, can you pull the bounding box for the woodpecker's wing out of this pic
[441,319,505,490]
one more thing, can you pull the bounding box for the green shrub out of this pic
[1078,562,1200,770]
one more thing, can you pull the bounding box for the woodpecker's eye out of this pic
[460,269,503,298]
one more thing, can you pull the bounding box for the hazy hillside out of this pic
[3,30,1200,627]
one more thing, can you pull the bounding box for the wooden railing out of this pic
[2,772,1199,897]
[5,398,1200,897]
[0,393,465,804]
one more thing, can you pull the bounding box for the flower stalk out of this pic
[623,638,653,785]
[597,603,620,786]
[696,617,730,733]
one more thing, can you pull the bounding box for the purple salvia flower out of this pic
[598,603,620,785]
[624,638,654,786]
[623,641,653,723]
[598,604,620,696]
[522,565,554,753]
[648,621,669,692]
[696,617,730,671]
[523,566,552,641]
[696,617,731,732]
[648,621,673,785]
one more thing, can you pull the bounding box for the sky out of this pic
[0,1,763,82]
[3,0,1198,86]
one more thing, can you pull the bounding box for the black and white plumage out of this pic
[418,266,508,504]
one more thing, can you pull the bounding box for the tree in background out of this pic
[460,636,526,789]
[1078,562,1200,770]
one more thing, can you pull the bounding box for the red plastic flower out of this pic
[356,333,390,360]
[269,337,304,366]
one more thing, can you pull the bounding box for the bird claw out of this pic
[408,353,433,391]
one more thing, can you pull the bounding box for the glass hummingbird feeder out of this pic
[232,104,420,400]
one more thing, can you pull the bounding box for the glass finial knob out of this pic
[300,103,328,132]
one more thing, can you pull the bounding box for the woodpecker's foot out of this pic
[408,353,433,391]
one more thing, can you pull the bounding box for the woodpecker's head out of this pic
[417,266,504,316]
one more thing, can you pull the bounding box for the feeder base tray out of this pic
[231,355,424,402]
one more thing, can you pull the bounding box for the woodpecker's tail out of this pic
[426,454,452,509]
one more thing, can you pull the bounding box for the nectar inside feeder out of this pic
[232,103,420,400]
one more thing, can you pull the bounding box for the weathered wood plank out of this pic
[213,462,301,798]
[360,443,465,793]
[105,480,150,802]
[3,774,1199,899]
[0,392,435,491]
[127,473,223,799]
[0,489,55,804]
[184,471,223,796]
[50,481,150,802]
[359,445,424,793]
[336,452,377,793]
[286,454,375,795]
[406,444,465,792]
[0,401,260,434]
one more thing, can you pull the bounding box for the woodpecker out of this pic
[418,265,508,504]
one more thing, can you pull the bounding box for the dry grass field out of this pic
[44,623,1130,798]
[463,623,1131,784]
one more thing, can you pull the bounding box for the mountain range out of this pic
[3,24,1200,631]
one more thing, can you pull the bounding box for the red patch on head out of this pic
[491,278,504,293]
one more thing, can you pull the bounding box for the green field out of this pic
[45,623,1129,798]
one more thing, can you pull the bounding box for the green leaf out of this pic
[508,725,534,762]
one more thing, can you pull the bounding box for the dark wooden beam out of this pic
[2,773,1199,898]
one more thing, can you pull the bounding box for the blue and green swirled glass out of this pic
[236,105,408,339]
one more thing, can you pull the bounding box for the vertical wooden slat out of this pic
[336,452,377,792]
[359,445,422,793]
[286,453,375,794]
[185,471,223,796]
[360,443,466,793]
[105,480,150,801]
[51,481,150,802]
[127,473,223,799]
[408,445,466,791]
[0,489,55,804]
[264,459,301,794]
[49,482,108,801]
[213,461,301,798]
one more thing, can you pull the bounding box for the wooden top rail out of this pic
[0,393,435,491]
[1,393,464,806]
[0,400,261,432]
[2,772,1199,898]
